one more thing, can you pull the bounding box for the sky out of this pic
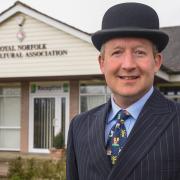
[0,0,180,33]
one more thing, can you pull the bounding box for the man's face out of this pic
[99,37,162,107]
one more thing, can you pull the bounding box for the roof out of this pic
[162,26,180,74]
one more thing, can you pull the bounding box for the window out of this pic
[158,84,180,102]
[0,87,20,150]
[80,82,111,112]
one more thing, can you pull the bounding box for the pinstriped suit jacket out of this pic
[67,89,180,180]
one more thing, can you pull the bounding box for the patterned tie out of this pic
[106,110,130,165]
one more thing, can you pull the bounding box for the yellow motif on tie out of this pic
[111,156,117,165]
[120,119,125,124]
[121,129,126,137]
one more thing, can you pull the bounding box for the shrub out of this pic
[8,157,66,180]
[8,157,25,180]
[53,131,65,149]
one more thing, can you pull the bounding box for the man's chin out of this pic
[113,90,143,100]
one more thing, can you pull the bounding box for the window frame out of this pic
[79,81,111,113]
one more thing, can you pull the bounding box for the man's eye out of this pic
[134,50,146,56]
[112,50,122,56]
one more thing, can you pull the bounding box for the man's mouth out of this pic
[119,76,139,80]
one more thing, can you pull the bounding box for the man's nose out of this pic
[121,52,136,70]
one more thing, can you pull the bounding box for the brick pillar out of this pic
[69,80,79,121]
[20,82,29,153]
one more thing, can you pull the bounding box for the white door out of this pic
[29,96,67,153]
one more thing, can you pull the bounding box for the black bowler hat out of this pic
[91,3,169,52]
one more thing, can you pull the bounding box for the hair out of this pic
[100,40,159,58]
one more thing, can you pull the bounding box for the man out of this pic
[67,2,180,180]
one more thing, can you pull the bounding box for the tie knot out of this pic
[117,110,130,121]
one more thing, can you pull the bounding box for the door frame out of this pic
[29,83,69,153]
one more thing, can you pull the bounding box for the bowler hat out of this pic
[91,3,169,52]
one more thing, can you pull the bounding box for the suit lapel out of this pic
[108,89,175,180]
[88,100,112,176]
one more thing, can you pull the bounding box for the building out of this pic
[0,1,179,154]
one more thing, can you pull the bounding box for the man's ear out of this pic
[154,53,163,73]
[98,55,105,74]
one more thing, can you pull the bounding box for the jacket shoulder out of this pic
[159,90,180,115]
[68,102,109,138]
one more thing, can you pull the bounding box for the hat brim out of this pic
[91,28,169,52]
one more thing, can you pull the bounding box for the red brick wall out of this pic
[69,80,79,121]
[20,82,29,153]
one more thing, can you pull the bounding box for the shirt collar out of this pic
[108,86,154,124]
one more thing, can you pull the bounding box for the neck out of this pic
[112,89,152,109]
[113,95,139,109]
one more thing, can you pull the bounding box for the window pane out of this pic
[0,97,20,126]
[3,87,20,96]
[0,87,20,150]
[81,96,88,112]
[80,84,105,94]
[0,129,20,149]
[0,87,21,96]
[80,82,112,113]
[81,96,105,112]
[34,98,55,149]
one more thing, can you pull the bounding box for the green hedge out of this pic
[8,156,66,180]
